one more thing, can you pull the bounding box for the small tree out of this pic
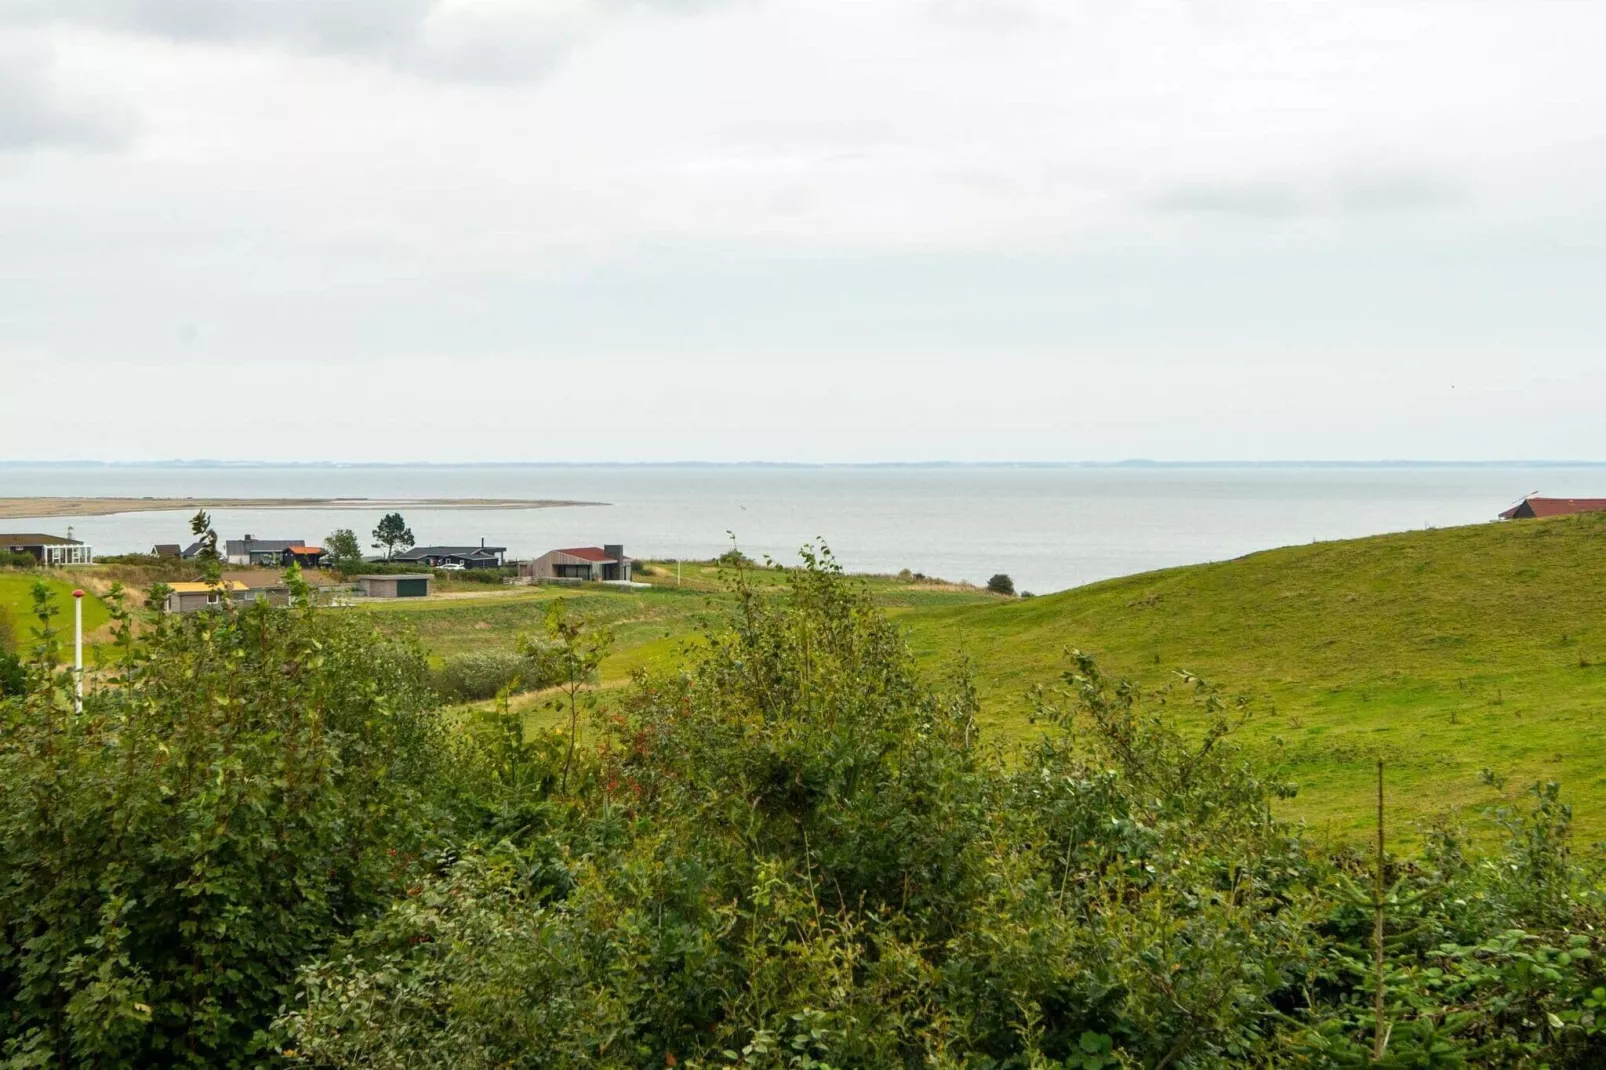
[325,528,363,571]
[986,573,1015,596]
[523,601,612,793]
[372,513,415,561]
[189,509,219,561]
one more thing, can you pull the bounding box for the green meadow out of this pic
[365,514,1606,842]
[902,513,1606,841]
[0,573,112,647]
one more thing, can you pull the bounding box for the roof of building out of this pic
[167,581,251,593]
[393,545,506,559]
[225,539,305,554]
[286,545,324,555]
[1499,496,1606,519]
[0,533,84,546]
[359,573,433,581]
[152,544,181,555]
[549,546,628,563]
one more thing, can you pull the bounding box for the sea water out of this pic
[2,463,1599,594]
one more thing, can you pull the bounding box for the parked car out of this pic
[435,562,466,572]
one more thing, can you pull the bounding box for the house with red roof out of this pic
[1499,495,1606,520]
[523,544,633,583]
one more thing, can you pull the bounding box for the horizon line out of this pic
[4,458,1606,470]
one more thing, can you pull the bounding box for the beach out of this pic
[0,496,604,520]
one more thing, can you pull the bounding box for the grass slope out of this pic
[0,573,113,654]
[901,514,1606,841]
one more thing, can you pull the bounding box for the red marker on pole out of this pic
[72,589,84,715]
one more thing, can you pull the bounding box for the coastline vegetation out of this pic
[2,549,1604,1066]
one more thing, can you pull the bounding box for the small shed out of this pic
[357,574,432,599]
[284,545,325,568]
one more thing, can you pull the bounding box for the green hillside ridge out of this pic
[327,515,1606,841]
[899,512,1606,840]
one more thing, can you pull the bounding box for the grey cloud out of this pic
[6,0,438,55]
[5,0,736,82]
[1149,181,1307,218]
[1336,173,1465,214]
[1149,171,1464,219]
[0,49,132,152]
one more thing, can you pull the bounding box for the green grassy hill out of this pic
[900,513,1606,841]
[177,517,1606,844]
[0,574,112,654]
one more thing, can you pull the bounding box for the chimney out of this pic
[604,543,624,561]
[481,536,485,548]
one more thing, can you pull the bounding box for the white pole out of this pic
[72,588,84,715]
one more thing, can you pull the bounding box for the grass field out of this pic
[0,573,113,654]
[898,513,1606,842]
[366,564,997,679]
[360,517,1606,843]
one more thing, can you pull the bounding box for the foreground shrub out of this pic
[0,656,21,699]
[0,579,455,1068]
[283,550,1606,1068]
[281,551,1318,1066]
[433,649,537,702]
[6,554,1605,1067]
[432,644,571,703]
[0,604,16,655]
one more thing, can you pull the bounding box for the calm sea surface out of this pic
[2,464,1600,593]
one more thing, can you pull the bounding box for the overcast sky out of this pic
[2,0,1603,463]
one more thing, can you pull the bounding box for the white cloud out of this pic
[0,38,131,150]
[1,0,1604,460]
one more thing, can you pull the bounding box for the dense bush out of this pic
[435,567,515,585]
[432,647,562,702]
[338,561,436,575]
[716,547,754,568]
[94,553,173,565]
[279,550,1606,1068]
[0,607,23,695]
[88,556,207,583]
[0,578,459,1068]
[0,654,22,698]
[0,551,38,569]
[986,572,1015,595]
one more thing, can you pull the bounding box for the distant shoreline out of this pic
[0,497,608,520]
[1,459,1603,470]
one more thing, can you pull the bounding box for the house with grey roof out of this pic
[223,536,307,566]
[388,539,506,570]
